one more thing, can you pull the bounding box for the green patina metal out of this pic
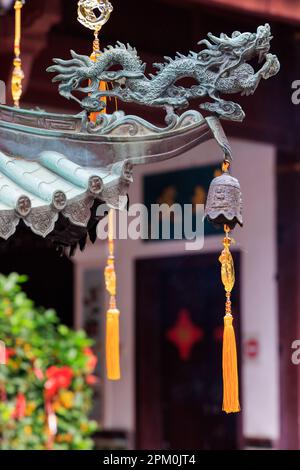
[0,24,280,253]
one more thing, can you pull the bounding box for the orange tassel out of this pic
[89,79,107,122]
[89,34,107,122]
[219,226,240,413]
[222,314,240,413]
[106,308,121,380]
[104,209,121,381]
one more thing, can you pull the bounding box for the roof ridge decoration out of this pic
[0,22,280,252]
[47,24,280,122]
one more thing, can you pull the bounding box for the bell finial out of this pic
[205,160,243,230]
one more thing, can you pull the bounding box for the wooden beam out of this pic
[161,0,300,24]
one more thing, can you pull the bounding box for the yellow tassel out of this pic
[219,225,240,413]
[106,308,121,380]
[12,1,24,108]
[89,79,107,122]
[104,209,121,381]
[222,314,240,413]
[89,33,107,121]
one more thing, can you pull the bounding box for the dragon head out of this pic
[197,24,279,122]
[200,24,273,66]
[254,24,273,63]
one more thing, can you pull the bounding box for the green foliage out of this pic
[0,273,98,450]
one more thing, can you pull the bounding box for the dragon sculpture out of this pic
[47,24,280,122]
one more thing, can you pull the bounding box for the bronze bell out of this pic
[205,171,243,230]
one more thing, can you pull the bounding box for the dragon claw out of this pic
[260,53,280,79]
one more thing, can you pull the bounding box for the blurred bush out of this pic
[0,273,98,450]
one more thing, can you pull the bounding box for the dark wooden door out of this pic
[0,233,74,326]
[136,252,241,450]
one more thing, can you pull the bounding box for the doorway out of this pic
[135,252,241,450]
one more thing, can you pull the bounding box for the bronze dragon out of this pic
[47,24,280,122]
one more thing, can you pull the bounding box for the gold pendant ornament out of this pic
[104,209,121,381]
[11,0,25,108]
[89,36,108,120]
[206,160,242,413]
[77,1,114,118]
[77,2,119,378]
[77,0,113,33]
[77,2,119,379]
[219,226,240,413]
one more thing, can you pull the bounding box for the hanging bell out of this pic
[205,165,243,230]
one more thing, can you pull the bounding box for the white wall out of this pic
[74,136,279,443]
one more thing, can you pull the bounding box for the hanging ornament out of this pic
[101,53,120,379]
[11,0,25,108]
[77,0,114,120]
[104,209,121,380]
[205,160,242,413]
[205,161,243,230]
[89,32,108,120]
[219,225,240,413]
[77,0,113,32]
[76,1,120,380]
